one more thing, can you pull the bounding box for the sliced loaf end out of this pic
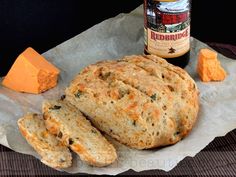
[42,100,117,167]
[17,113,72,169]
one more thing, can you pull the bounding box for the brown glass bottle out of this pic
[144,0,191,68]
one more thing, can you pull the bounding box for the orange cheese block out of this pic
[2,47,60,94]
[197,48,227,82]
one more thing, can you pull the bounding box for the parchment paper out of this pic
[0,5,236,175]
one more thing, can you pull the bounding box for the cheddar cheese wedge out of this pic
[2,47,60,94]
[197,48,227,82]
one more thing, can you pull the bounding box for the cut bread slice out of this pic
[17,113,72,169]
[42,99,117,167]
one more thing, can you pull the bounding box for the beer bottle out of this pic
[144,0,191,68]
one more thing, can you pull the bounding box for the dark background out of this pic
[1,1,236,176]
[0,0,234,76]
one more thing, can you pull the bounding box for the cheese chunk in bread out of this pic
[17,113,72,169]
[42,100,117,167]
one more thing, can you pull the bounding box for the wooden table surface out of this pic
[0,129,235,176]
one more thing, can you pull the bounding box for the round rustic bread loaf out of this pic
[65,55,199,149]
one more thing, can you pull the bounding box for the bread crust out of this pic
[17,113,72,169]
[65,54,199,149]
[42,100,117,167]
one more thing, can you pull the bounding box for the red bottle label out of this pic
[144,0,190,58]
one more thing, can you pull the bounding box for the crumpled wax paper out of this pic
[0,5,236,175]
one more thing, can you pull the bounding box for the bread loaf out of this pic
[65,54,199,149]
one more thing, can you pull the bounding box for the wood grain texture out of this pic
[0,129,235,176]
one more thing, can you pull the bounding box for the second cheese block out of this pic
[2,47,60,94]
[197,48,227,82]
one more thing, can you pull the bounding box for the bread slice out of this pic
[17,113,72,169]
[42,99,117,167]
